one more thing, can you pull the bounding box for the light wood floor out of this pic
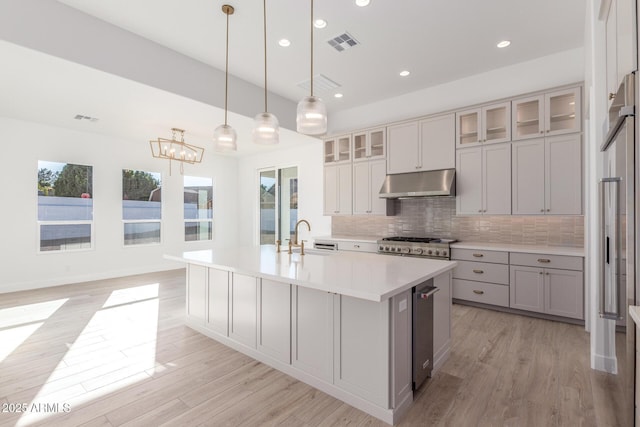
[0,269,625,427]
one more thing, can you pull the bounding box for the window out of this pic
[37,161,93,252]
[122,169,162,246]
[184,176,213,241]
[259,166,297,244]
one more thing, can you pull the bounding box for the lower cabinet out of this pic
[207,268,229,335]
[509,265,545,312]
[291,286,334,381]
[257,279,291,363]
[229,273,258,348]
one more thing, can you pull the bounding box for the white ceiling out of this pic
[57,0,586,111]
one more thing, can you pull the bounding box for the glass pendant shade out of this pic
[296,95,327,135]
[252,112,279,145]
[213,124,237,151]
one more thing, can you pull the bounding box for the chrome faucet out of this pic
[293,219,311,246]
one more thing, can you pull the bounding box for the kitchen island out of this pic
[166,245,457,425]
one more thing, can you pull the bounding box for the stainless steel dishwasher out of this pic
[412,280,439,390]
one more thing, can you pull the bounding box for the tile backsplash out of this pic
[331,198,584,247]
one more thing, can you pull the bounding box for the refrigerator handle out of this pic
[599,177,622,320]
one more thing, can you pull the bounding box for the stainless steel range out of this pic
[377,236,456,259]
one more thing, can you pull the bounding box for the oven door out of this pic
[412,280,438,390]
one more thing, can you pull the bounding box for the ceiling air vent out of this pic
[327,32,359,52]
[74,114,99,122]
[297,74,341,96]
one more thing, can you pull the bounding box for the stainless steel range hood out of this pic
[379,169,456,199]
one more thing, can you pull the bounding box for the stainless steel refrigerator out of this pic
[600,71,638,426]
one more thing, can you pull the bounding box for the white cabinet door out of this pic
[482,102,511,144]
[512,138,545,214]
[545,134,582,215]
[370,159,387,215]
[229,273,257,348]
[187,264,207,325]
[456,147,483,215]
[257,279,291,363]
[512,95,545,141]
[420,114,455,170]
[337,163,353,215]
[616,0,636,85]
[387,121,419,174]
[606,0,618,106]
[323,165,338,215]
[510,266,545,313]
[433,271,451,371]
[353,128,386,162]
[352,161,370,215]
[482,143,511,215]
[292,286,334,382]
[207,268,229,336]
[545,88,581,136]
[334,295,389,408]
[456,108,482,148]
[545,269,584,319]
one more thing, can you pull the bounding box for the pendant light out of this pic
[213,4,237,151]
[296,0,327,135]
[252,0,279,145]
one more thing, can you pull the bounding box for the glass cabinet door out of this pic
[336,135,351,162]
[324,139,336,163]
[545,88,581,136]
[353,128,385,162]
[482,102,510,144]
[353,133,367,161]
[369,129,385,158]
[456,109,481,147]
[512,95,544,140]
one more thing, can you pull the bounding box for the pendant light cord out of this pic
[310,0,314,97]
[224,10,230,126]
[263,0,268,112]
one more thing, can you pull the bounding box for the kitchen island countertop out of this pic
[166,245,456,302]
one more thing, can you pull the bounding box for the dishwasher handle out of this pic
[417,287,439,300]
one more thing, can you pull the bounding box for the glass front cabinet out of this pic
[324,134,352,164]
[512,87,581,141]
[352,128,385,162]
[456,101,511,148]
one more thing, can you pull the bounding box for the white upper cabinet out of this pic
[512,134,582,215]
[353,128,385,162]
[456,102,511,148]
[353,159,386,215]
[387,114,455,174]
[512,88,581,141]
[324,163,352,216]
[604,0,636,107]
[324,134,352,164]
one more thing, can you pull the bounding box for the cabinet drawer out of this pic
[338,241,378,253]
[451,248,508,264]
[510,253,583,271]
[452,260,509,285]
[453,279,509,307]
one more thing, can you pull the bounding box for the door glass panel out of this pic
[549,92,576,133]
[370,130,384,157]
[485,106,507,141]
[353,134,366,160]
[324,140,334,163]
[458,111,478,145]
[279,167,298,244]
[515,99,541,138]
[337,137,351,161]
[260,170,276,244]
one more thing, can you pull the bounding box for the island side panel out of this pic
[229,273,258,349]
[207,268,229,336]
[333,294,390,409]
[391,289,413,411]
[257,279,292,363]
[186,264,207,326]
[433,270,452,371]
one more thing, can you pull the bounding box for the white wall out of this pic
[0,117,239,293]
[237,137,331,247]
[329,48,585,134]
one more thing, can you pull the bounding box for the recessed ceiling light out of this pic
[334,93,343,98]
[314,19,327,29]
[497,40,511,48]
[399,70,410,77]
[278,39,291,47]
[355,0,370,7]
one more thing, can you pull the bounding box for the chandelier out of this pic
[149,127,204,175]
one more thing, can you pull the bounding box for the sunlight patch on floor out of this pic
[0,322,44,362]
[0,298,68,328]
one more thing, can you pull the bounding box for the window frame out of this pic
[257,164,298,245]
[121,169,163,248]
[183,175,214,242]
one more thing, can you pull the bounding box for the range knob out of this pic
[403,247,411,254]
[385,246,390,251]
[415,248,423,255]
[427,249,433,255]
[379,245,384,251]
[435,250,440,256]
[442,250,448,256]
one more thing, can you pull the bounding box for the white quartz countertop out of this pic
[165,245,457,302]
[450,242,585,257]
[313,235,380,243]
[630,306,640,326]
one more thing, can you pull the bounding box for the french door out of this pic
[259,166,298,245]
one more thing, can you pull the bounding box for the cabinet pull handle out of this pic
[478,209,482,213]
[473,290,484,295]
[537,259,551,263]
[354,244,360,248]
[546,272,550,275]
[540,209,544,212]
[473,269,484,274]
[546,209,550,212]
[609,92,616,100]
[539,130,544,134]
[472,253,484,258]
[539,271,543,275]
